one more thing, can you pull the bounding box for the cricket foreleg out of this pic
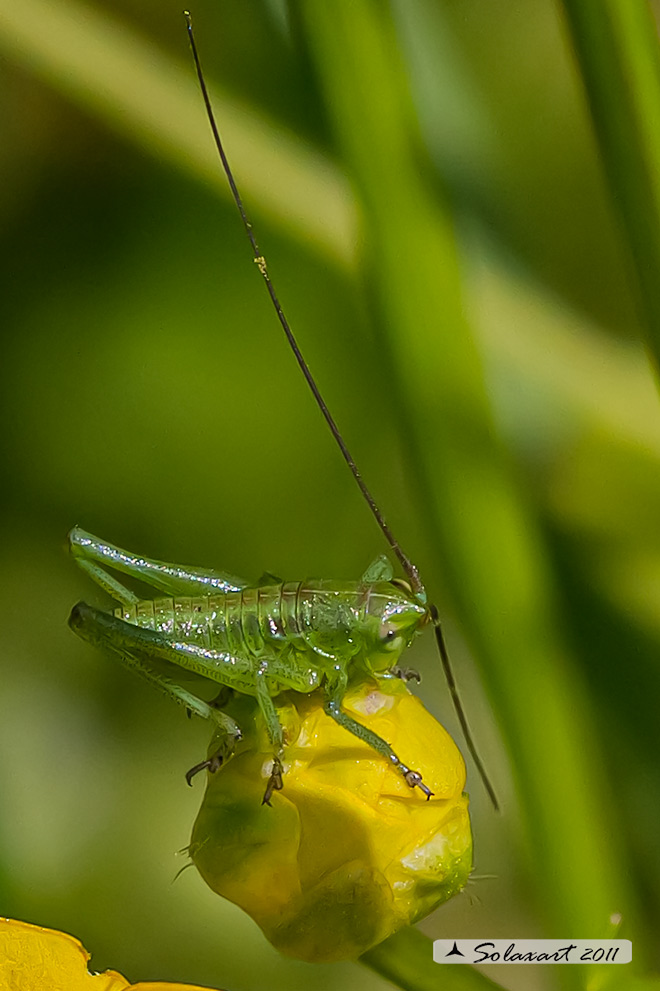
[324,681,434,800]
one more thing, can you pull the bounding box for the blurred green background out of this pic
[1,2,660,990]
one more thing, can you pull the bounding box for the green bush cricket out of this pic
[68,12,498,812]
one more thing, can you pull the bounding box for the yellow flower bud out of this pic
[190,679,472,962]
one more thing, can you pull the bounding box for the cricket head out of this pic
[362,580,428,673]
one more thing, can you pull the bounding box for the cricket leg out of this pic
[324,677,433,799]
[69,527,246,596]
[69,601,258,691]
[254,662,285,806]
[73,558,140,608]
[69,602,242,778]
[130,661,240,787]
[70,603,285,797]
[389,666,422,684]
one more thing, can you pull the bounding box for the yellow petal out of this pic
[0,919,227,990]
[0,918,129,991]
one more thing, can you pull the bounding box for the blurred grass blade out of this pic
[299,0,640,979]
[361,929,503,991]
[560,0,660,377]
[0,0,356,265]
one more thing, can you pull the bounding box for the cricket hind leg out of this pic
[69,527,247,596]
[71,600,286,802]
[324,681,434,799]
[185,752,224,786]
[185,686,236,785]
[74,559,140,608]
[125,628,289,804]
[181,655,286,804]
[69,601,242,779]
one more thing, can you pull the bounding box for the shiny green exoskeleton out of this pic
[68,526,433,802]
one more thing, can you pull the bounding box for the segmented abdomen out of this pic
[115,583,303,657]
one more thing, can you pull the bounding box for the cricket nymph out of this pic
[69,527,435,803]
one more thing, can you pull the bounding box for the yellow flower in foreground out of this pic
[190,678,472,963]
[0,918,220,991]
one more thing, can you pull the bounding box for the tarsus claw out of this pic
[185,752,223,786]
[404,769,434,800]
[262,757,284,806]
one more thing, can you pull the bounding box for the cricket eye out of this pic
[379,622,403,651]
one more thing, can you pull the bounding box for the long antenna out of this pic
[184,11,420,596]
[431,605,499,810]
[184,11,499,811]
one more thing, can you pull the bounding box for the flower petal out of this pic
[0,919,226,990]
[0,918,129,991]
